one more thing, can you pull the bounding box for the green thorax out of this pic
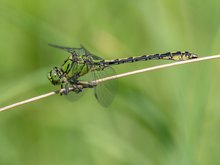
[60,48,101,82]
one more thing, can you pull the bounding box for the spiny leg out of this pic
[65,83,69,95]
[60,82,79,95]
[59,80,97,95]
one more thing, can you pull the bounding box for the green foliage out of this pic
[1,0,220,164]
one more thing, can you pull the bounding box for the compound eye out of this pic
[51,70,60,81]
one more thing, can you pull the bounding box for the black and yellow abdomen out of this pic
[100,51,198,66]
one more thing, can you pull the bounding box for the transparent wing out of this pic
[65,89,86,102]
[80,44,104,60]
[49,43,104,61]
[90,54,104,61]
[92,67,117,107]
[48,43,80,54]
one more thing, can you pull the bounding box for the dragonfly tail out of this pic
[103,51,198,66]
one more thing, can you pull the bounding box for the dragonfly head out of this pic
[48,67,62,85]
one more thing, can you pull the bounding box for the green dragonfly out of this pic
[48,44,198,106]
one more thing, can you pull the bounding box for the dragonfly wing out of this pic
[49,43,104,61]
[48,43,80,55]
[65,89,86,102]
[90,54,104,61]
[92,67,117,107]
[80,44,104,60]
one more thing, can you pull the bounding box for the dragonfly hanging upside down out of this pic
[47,44,198,106]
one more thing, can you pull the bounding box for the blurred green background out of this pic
[1,0,220,164]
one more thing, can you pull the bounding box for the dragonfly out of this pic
[47,44,198,107]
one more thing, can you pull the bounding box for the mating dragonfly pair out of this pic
[48,44,198,107]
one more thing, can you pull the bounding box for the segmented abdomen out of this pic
[102,51,197,66]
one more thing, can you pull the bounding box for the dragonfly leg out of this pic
[59,81,96,95]
[65,81,83,94]
[59,83,69,95]
[63,83,83,94]
[64,83,69,94]
[77,81,97,88]
[60,84,64,95]
[74,85,83,93]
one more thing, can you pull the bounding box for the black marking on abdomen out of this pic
[126,57,134,62]
[117,59,127,63]
[160,52,171,59]
[172,51,181,56]
[102,51,195,67]
[152,54,159,59]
